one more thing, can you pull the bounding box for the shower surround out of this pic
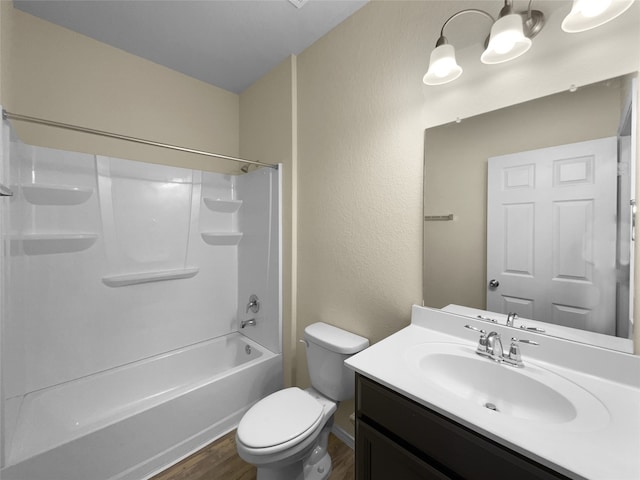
[0,121,282,480]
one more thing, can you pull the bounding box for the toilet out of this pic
[236,322,369,480]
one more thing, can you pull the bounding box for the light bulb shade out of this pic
[561,0,634,32]
[423,44,463,85]
[481,14,532,64]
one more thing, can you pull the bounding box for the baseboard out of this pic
[331,423,354,450]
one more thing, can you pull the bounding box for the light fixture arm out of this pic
[435,9,495,47]
[499,0,515,17]
[497,0,544,39]
[521,0,545,38]
[435,2,544,48]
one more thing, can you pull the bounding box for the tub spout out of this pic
[241,319,256,329]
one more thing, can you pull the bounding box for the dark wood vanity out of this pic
[354,374,571,480]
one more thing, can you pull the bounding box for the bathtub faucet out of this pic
[241,319,257,329]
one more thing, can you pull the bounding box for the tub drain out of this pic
[245,345,252,355]
[484,402,498,411]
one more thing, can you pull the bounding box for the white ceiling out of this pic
[13,0,368,94]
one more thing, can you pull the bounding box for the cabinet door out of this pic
[356,375,569,480]
[356,420,451,480]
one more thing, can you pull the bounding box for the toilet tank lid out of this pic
[304,322,369,354]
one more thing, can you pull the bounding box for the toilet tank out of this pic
[303,322,369,401]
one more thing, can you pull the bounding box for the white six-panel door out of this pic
[487,137,617,335]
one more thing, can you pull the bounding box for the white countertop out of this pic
[345,306,640,480]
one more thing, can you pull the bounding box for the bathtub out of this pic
[1,333,282,480]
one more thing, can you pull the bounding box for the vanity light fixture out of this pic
[424,0,634,86]
[423,1,543,85]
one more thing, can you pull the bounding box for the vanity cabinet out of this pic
[355,374,570,480]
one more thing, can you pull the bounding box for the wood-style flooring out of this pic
[151,430,354,480]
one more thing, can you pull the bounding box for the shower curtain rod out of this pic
[2,109,278,170]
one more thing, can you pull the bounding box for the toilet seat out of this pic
[237,387,324,453]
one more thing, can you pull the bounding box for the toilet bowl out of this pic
[236,322,369,480]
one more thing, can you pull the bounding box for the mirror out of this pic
[423,74,636,352]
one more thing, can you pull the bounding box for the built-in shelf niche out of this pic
[201,232,243,246]
[203,197,243,213]
[22,184,93,205]
[201,197,243,245]
[102,267,199,287]
[14,234,98,255]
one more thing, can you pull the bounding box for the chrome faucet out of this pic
[506,312,518,327]
[241,319,256,329]
[464,325,488,356]
[465,325,538,367]
[485,332,504,362]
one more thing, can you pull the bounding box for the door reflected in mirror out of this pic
[423,74,636,349]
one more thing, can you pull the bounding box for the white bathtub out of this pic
[1,333,282,480]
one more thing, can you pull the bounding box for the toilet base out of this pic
[255,452,332,480]
[303,451,332,480]
[256,461,305,480]
[302,414,333,480]
[254,415,334,480]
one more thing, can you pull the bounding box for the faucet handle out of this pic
[464,324,486,334]
[246,294,260,313]
[519,325,546,333]
[464,325,488,355]
[505,337,539,367]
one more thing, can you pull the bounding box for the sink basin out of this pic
[404,343,609,431]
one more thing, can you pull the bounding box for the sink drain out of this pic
[484,402,498,411]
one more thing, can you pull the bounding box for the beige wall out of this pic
[0,4,240,174]
[239,56,297,386]
[296,2,427,434]
[424,81,622,312]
